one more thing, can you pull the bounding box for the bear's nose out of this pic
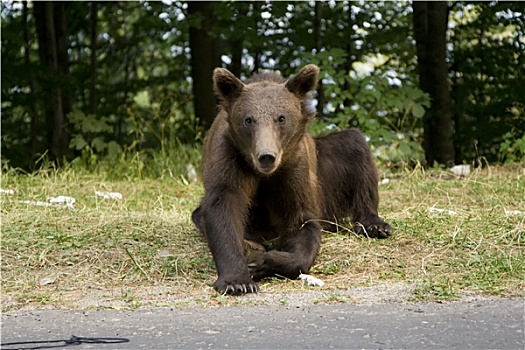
[258,152,276,168]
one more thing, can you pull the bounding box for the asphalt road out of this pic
[2,298,524,349]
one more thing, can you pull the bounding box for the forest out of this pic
[1,1,524,172]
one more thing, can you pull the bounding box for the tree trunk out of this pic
[314,1,325,118]
[413,1,455,166]
[250,2,263,75]
[229,3,249,78]
[34,1,71,163]
[89,1,98,116]
[340,6,355,125]
[230,38,243,78]
[23,1,39,155]
[188,1,222,132]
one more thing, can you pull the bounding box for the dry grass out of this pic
[1,165,524,310]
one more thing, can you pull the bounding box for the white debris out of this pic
[49,196,76,209]
[379,178,390,185]
[427,207,457,215]
[21,195,76,209]
[157,249,174,258]
[0,188,14,195]
[186,164,198,183]
[450,164,471,176]
[39,276,56,286]
[95,191,123,200]
[505,209,524,217]
[298,273,325,287]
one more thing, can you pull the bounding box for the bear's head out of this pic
[213,64,319,176]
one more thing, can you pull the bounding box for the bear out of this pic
[192,64,392,295]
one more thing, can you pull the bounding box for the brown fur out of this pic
[192,65,392,295]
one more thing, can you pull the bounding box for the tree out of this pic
[313,1,325,116]
[33,1,72,162]
[89,1,98,116]
[187,1,222,132]
[22,1,39,155]
[413,1,455,166]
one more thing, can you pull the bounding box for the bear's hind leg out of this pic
[320,129,393,239]
[348,159,393,238]
[348,168,393,239]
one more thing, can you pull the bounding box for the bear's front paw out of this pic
[214,276,258,295]
[355,218,393,239]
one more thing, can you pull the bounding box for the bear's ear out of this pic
[285,64,319,97]
[213,68,245,101]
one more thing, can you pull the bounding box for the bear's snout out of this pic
[251,126,282,175]
[257,152,276,170]
[252,149,281,175]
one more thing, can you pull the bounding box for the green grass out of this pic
[1,162,524,310]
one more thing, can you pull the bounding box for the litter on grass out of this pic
[186,164,198,183]
[39,276,56,286]
[505,209,524,217]
[95,191,123,200]
[298,273,325,287]
[20,195,76,210]
[427,207,457,215]
[0,188,14,195]
[49,196,76,209]
[450,164,471,176]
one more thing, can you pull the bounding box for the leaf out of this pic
[137,66,147,80]
[69,135,87,150]
[134,90,150,108]
[412,104,426,118]
[399,142,412,155]
[91,137,107,153]
[107,141,122,158]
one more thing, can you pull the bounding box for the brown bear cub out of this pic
[192,64,392,295]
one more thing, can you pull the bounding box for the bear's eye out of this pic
[244,117,253,126]
[278,115,286,124]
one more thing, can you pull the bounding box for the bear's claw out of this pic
[354,219,393,239]
[214,279,259,295]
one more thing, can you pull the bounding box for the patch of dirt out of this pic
[2,281,487,311]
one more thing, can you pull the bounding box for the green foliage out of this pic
[1,1,195,170]
[450,2,525,162]
[500,133,525,164]
[308,48,429,165]
[498,104,525,164]
[68,110,122,161]
[67,142,202,181]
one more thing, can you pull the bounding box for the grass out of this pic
[1,161,524,310]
